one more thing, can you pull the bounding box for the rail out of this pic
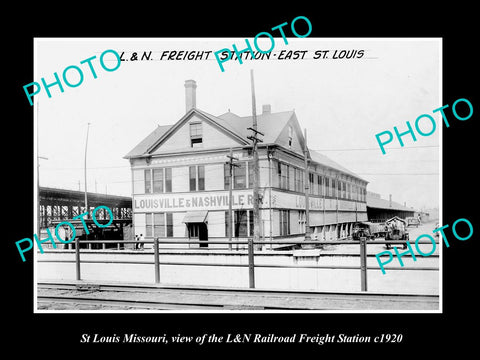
[38,237,439,292]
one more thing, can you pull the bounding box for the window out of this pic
[299,210,306,233]
[145,169,152,193]
[165,168,172,193]
[279,210,290,236]
[198,165,205,190]
[317,175,323,196]
[289,166,295,191]
[190,165,205,191]
[189,224,199,238]
[166,213,173,237]
[234,210,248,237]
[153,169,163,193]
[144,168,172,193]
[309,172,315,194]
[146,212,173,238]
[190,122,203,147]
[189,166,196,191]
[325,177,330,197]
[154,213,165,237]
[294,168,304,193]
[225,210,254,237]
[224,162,251,190]
[342,181,346,199]
[234,163,247,189]
[146,213,153,237]
[277,162,289,190]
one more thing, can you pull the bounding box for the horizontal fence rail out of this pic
[38,237,440,292]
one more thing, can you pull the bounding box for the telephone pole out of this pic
[248,70,264,244]
[84,122,91,217]
[36,101,49,239]
[226,148,239,251]
[304,128,311,241]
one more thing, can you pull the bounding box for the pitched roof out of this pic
[366,194,414,212]
[194,108,250,144]
[123,108,365,182]
[217,110,295,144]
[309,150,366,181]
[124,124,172,158]
[124,108,295,159]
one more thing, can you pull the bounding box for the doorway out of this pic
[188,222,208,248]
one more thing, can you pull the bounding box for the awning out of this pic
[182,211,208,223]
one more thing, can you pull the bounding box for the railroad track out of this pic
[37,281,439,311]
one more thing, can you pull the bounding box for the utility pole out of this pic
[336,174,339,239]
[226,148,239,251]
[304,128,311,241]
[36,100,49,239]
[84,122,91,219]
[247,70,264,244]
[84,122,91,248]
[36,100,40,240]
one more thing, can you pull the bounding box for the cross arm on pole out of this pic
[247,127,265,137]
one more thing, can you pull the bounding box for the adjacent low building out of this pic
[366,191,415,223]
[124,80,368,248]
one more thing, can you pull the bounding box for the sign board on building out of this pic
[134,190,254,212]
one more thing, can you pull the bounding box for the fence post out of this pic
[360,236,367,291]
[154,237,160,284]
[248,238,255,288]
[75,237,81,281]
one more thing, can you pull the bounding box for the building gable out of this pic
[273,113,306,155]
[148,109,248,155]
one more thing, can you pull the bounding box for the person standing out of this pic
[139,234,145,250]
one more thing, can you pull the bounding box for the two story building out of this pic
[124,80,368,248]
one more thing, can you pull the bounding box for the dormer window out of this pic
[190,122,203,147]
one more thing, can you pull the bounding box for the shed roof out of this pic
[366,195,414,212]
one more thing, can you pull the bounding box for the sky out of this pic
[34,38,441,211]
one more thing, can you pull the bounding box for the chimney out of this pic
[184,79,197,112]
[262,104,271,114]
[389,194,392,208]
